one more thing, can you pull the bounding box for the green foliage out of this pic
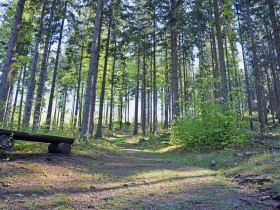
[275,181,280,193]
[171,100,251,150]
[53,194,70,207]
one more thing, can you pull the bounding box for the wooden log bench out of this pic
[0,129,75,158]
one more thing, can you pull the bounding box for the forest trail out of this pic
[0,140,277,209]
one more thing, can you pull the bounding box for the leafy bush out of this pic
[171,101,251,150]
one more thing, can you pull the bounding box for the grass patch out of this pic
[25,200,49,210]
[31,187,42,194]
[24,194,72,210]
[72,138,119,158]
[274,181,280,193]
[14,141,46,154]
[123,129,280,194]
[53,193,70,207]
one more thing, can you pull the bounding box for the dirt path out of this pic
[0,142,277,209]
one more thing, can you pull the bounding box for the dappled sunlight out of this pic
[1,161,253,209]
[128,168,216,181]
[123,135,140,144]
[226,152,280,178]
[155,145,182,153]
[121,148,143,153]
[1,0,280,208]
[1,133,279,209]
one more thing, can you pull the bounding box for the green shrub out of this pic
[171,101,251,150]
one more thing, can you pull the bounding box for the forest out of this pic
[1,0,280,209]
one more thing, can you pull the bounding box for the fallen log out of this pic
[48,142,72,154]
[0,129,74,144]
[238,177,272,184]
[0,129,75,155]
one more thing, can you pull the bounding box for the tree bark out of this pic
[224,38,233,102]
[23,1,47,127]
[170,0,180,118]
[4,76,15,123]
[0,0,26,122]
[95,24,111,138]
[18,63,26,129]
[45,2,67,131]
[164,39,169,129]
[267,0,280,73]
[246,1,266,133]
[109,39,117,131]
[32,1,56,131]
[74,44,84,129]
[213,0,228,102]
[88,15,103,137]
[236,6,253,130]
[210,27,220,99]
[11,66,24,126]
[266,26,280,122]
[81,0,104,139]
[153,13,157,132]
[133,47,140,135]
[60,88,67,130]
[78,82,84,129]
[141,41,147,136]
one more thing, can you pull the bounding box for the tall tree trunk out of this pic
[147,69,151,129]
[133,47,140,135]
[88,15,103,137]
[170,0,180,118]
[164,42,169,129]
[60,88,67,130]
[109,39,117,131]
[210,27,220,99]
[142,42,147,136]
[23,1,47,127]
[53,97,59,127]
[236,7,253,130]
[224,38,233,102]
[119,93,123,129]
[246,1,266,133]
[152,11,157,132]
[266,26,280,122]
[11,66,24,126]
[105,101,109,125]
[18,63,26,129]
[78,82,84,129]
[178,33,185,115]
[182,49,188,110]
[213,0,228,102]
[0,0,26,122]
[32,1,56,131]
[71,87,77,127]
[74,44,84,129]
[81,0,104,139]
[4,81,15,123]
[45,2,67,130]
[127,87,130,122]
[266,66,276,123]
[230,39,242,114]
[267,0,280,72]
[95,24,111,138]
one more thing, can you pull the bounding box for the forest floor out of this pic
[1,129,280,209]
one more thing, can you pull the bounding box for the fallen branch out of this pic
[238,177,272,184]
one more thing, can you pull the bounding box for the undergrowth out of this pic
[170,100,252,150]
